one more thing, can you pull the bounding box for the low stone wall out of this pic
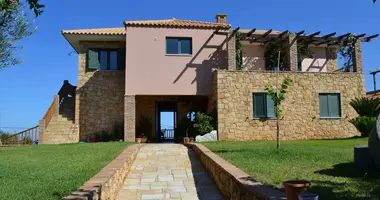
[186,143,285,200]
[63,144,141,200]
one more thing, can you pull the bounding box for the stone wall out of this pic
[215,70,365,140]
[77,41,125,141]
[64,144,141,200]
[186,143,285,200]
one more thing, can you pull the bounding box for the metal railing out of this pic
[1,126,39,145]
[162,129,175,140]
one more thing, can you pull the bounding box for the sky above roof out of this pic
[0,0,379,132]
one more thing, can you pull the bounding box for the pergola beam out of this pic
[278,30,289,38]
[362,34,379,42]
[250,29,273,43]
[307,31,321,38]
[246,28,256,37]
[322,32,337,39]
[355,33,366,38]
[337,33,351,39]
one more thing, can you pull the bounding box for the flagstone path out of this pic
[117,144,224,200]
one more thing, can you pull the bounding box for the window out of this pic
[87,48,126,70]
[319,93,341,118]
[253,93,275,118]
[166,37,192,55]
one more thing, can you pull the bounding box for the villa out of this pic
[36,14,377,144]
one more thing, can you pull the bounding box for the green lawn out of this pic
[0,142,130,200]
[203,138,380,200]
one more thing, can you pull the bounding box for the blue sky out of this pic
[0,0,379,132]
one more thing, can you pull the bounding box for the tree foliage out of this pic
[0,0,44,68]
[235,31,243,70]
[265,78,293,117]
[193,112,214,136]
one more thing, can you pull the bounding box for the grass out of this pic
[203,138,380,200]
[0,142,130,200]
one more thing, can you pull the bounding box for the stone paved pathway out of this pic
[117,144,224,200]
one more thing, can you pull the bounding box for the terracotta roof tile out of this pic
[61,27,126,35]
[367,91,380,99]
[124,19,231,29]
[239,29,282,35]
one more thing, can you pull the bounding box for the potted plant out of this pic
[135,133,144,143]
[136,115,152,143]
[283,180,311,200]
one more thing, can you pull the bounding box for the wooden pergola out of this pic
[216,27,379,45]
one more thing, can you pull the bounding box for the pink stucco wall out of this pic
[242,44,265,71]
[301,47,327,72]
[125,27,227,95]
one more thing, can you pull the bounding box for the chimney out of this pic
[215,14,227,24]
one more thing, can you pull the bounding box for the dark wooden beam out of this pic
[362,34,379,42]
[246,28,256,37]
[232,27,240,34]
[213,27,221,34]
[296,30,305,37]
[315,39,333,46]
[307,31,321,38]
[337,33,351,39]
[250,29,273,43]
[355,33,366,38]
[321,32,336,39]
[278,30,289,38]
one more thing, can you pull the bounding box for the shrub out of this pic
[194,112,214,136]
[111,121,124,141]
[22,136,31,144]
[350,116,376,137]
[136,116,152,137]
[350,97,380,117]
[0,131,9,140]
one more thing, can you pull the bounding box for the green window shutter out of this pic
[118,48,126,70]
[88,49,100,69]
[254,93,266,118]
[319,94,329,117]
[328,94,341,117]
[266,95,276,118]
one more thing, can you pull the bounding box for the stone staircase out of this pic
[39,80,79,144]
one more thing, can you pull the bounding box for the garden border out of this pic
[186,143,286,200]
[63,144,142,200]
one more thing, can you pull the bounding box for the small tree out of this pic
[264,78,293,149]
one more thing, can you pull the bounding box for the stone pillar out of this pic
[227,31,236,71]
[287,34,298,71]
[326,47,338,72]
[215,14,227,24]
[352,40,363,72]
[124,95,136,142]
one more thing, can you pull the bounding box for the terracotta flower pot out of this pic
[183,137,190,143]
[135,138,142,143]
[141,137,148,143]
[283,180,311,200]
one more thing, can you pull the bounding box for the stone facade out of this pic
[76,41,125,141]
[215,70,365,141]
[287,34,298,71]
[124,95,136,142]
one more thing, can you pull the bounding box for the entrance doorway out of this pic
[155,102,177,142]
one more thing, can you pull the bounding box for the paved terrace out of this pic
[117,144,223,200]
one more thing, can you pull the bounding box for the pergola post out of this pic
[326,47,338,72]
[287,33,298,71]
[124,95,136,142]
[227,30,236,70]
[352,40,363,72]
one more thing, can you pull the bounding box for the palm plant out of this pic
[349,97,380,117]
[350,97,380,137]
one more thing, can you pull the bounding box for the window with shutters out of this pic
[319,93,341,118]
[166,37,192,55]
[253,93,276,118]
[87,48,126,70]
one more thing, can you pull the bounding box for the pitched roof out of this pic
[61,27,126,35]
[124,19,231,29]
[367,90,380,99]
